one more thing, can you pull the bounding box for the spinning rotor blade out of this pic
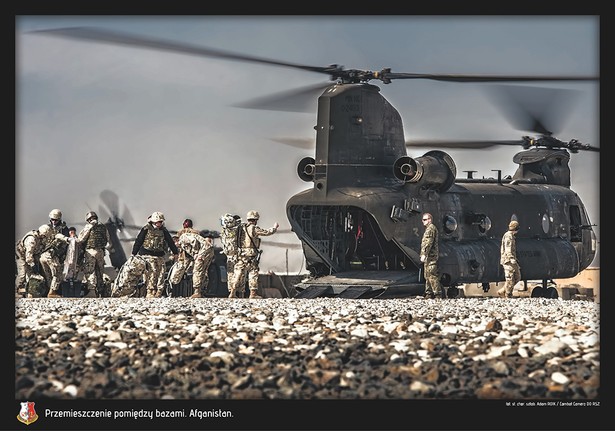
[271,137,315,149]
[406,137,599,153]
[30,27,598,87]
[484,85,580,136]
[233,82,330,113]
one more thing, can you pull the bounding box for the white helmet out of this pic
[150,211,165,223]
[49,209,62,220]
[246,210,260,221]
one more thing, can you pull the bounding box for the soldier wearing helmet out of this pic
[220,213,243,294]
[131,211,179,298]
[498,219,521,298]
[169,218,214,299]
[15,225,54,297]
[228,210,279,299]
[76,211,112,298]
[41,209,70,293]
[40,211,74,298]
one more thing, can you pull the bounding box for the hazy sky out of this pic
[15,15,600,272]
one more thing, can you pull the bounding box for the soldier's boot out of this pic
[248,288,262,299]
[505,288,514,298]
[47,289,62,298]
[227,289,237,299]
[497,287,506,298]
[146,289,156,298]
[154,290,164,298]
[190,288,202,299]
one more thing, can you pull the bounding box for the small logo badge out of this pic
[17,401,39,425]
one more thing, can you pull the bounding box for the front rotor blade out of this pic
[233,82,330,112]
[29,27,332,76]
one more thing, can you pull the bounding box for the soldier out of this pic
[169,220,214,298]
[47,209,70,264]
[132,211,179,298]
[15,225,52,297]
[112,255,148,297]
[420,212,443,299]
[77,211,112,298]
[229,210,279,299]
[498,220,521,298]
[219,213,242,295]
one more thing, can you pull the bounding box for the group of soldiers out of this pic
[421,212,521,299]
[15,209,112,298]
[15,207,280,300]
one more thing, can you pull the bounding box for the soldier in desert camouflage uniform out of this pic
[15,225,53,297]
[219,213,243,296]
[498,220,521,298]
[40,212,72,298]
[229,210,279,299]
[112,255,148,297]
[169,219,214,298]
[131,212,179,298]
[78,211,113,298]
[420,212,442,299]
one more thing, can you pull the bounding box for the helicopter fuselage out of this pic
[286,83,596,291]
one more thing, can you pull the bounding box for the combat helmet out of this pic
[246,210,260,221]
[85,211,98,222]
[49,209,62,220]
[38,224,52,239]
[150,211,165,223]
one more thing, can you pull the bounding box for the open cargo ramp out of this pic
[293,271,425,299]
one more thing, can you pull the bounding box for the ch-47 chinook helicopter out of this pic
[34,27,599,299]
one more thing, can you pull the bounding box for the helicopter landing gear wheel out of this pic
[545,286,559,299]
[446,286,460,298]
[531,286,544,298]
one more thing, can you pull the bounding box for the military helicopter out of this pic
[33,27,599,299]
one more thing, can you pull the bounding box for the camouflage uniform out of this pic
[499,222,521,298]
[132,213,179,298]
[219,214,242,296]
[230,213,278,298]
[15,228,47,297]
[78,219,111,298]
[169,230,214,298]
[420,217,442,298]
[39,234,68,298]
[112,255,148,297]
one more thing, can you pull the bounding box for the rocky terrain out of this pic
[15,297,600,400]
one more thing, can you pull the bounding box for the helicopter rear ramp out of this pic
[293,271,424,299]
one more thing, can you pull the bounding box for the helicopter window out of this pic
[478,216,492,233]
[541,213,550,234]
[443,215,458,235]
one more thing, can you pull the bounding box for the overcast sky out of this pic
[15,15,600,272]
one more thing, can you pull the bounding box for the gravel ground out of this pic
[15,297,600,400]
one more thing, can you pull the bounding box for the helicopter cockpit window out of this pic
[541,213,550,234]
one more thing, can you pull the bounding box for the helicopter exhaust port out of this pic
[393,150,457,192]
[297,157,316,182]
